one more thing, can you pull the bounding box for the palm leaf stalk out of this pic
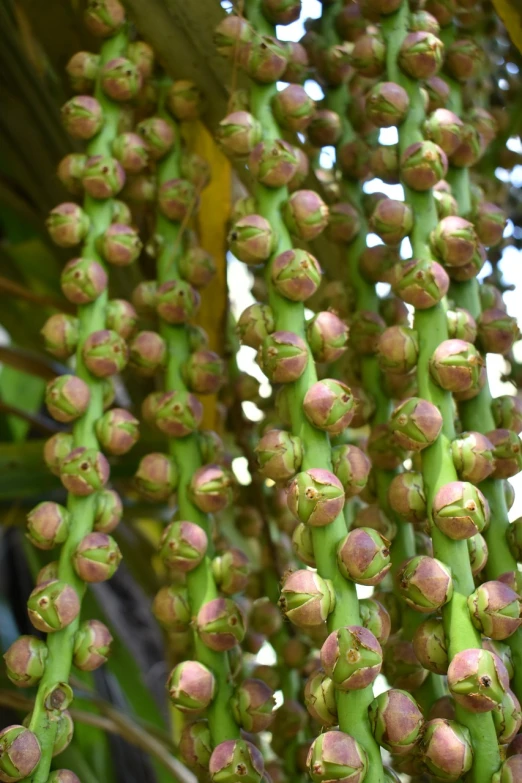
[381,1,501,780]
[6,4,137,782]
[220,2,385,780]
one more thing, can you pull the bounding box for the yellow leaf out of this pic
[492,0,522,54]
[182,120,232,433]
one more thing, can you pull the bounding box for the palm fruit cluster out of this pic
[2,0,522,782]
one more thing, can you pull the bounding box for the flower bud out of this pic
[369,198,413,245]
[47,771,81,783]
[478,309,520,355]
[156,280,200,324]
[26,502,70,551]
[487,429,522,479]
[434,186,459,219]
[182,350,223,395]
[272,85,315,133]
[159,520,208,573]
[413,617,448,675]
[349,310,386,355]
[128,331,166,376]
[447,307,477,342]
[337,527,391,587]
[254,429,303,482]
[179,720,211,775]
[231,678,275,733]
[237,303,275,349]
[398,556,453,612]
[368,423,407,470]
[451,432,495,484]
[450,121,483,168]
[361,598,392,647]
[326,202,361,244]
[135,453,177,501]
[152,585,190,631]
[73,619,112,671]
[351,31,386,77]
[399,32,444,79]
[400,140,447,190]
[27,580,80,633]
[388,471,426,524]
[59,447,109,497]
[82,330,128,378]
[157,178,196,221]
[112,132,148,173]
[506,518,522,562]
[353,504,397,541]
[98,223,142,267]
[448,648,509,712]
[217,111,262,157]
[190,464,234,513]
[41,314,79,360]
[197,598,246,651]
[304,670,337,727]
[4,636,48,688]
[306,311,348,364]
[366,82,410,128]
[493,690,522,745]
[492,395,522,434]
[73,532,121,583]
[392,257,449,308]
[474,202,506,247]
[383,636,428,690]
[43,432,73,477]
[306,731,367,783]
[308,109,343,148]
[431,215,484,269]
[57,153,87,195]
[100,57,141,102]
[424,108,464,156]
[82,155,125,199]
[390,397,443,452]
[283,190,328,241]
[240,34,288,83]
[425,73,450,111]
[66,51,99,93]
[369,689,424,755]
[270,248,322,302]
[166,660,215,714]
[377,326,418,375]
[61,95,103,139]
[178,247,216,288]
[419,719,473,781]
[331,445,371,499]
[432,480,490,540]
[280,570,335,628]
[45,375,90,423]
[446,38,484,81]
[248,140,298,187]
[287,469,345,527]
[95,408,139,455]
[304,379,355,434]
[167,79,202,121]
[209,739,264,783]
[370,145,400,184]
[259,331,308,383]
[229,214,273,266]
[321,626,383,691]
[197,431,224,468]
[291,523,315,568]
[360,245,399,284]
[466,533,488,578]
[213,548,250,595]
[136,117,175,160]
[60,257,107,305]
[47,203,90,248]
[468,581,522,640]
[0,725,41,781]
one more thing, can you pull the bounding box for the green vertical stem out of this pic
[382,3,500,780]
[244,3,383,779]
[24,29,128,783]
[154,106,238,746]
[443,39,522,704]
[323,0,419,641]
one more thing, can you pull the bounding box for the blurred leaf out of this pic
[492,0,522,54]
[0,364,46,440]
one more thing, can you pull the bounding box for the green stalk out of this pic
[244,3,383,778]
[382,4,500,781]
[442,75,522,702]
[154,103,238,745]
[24,29,128,783]
[321,0,419,640]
